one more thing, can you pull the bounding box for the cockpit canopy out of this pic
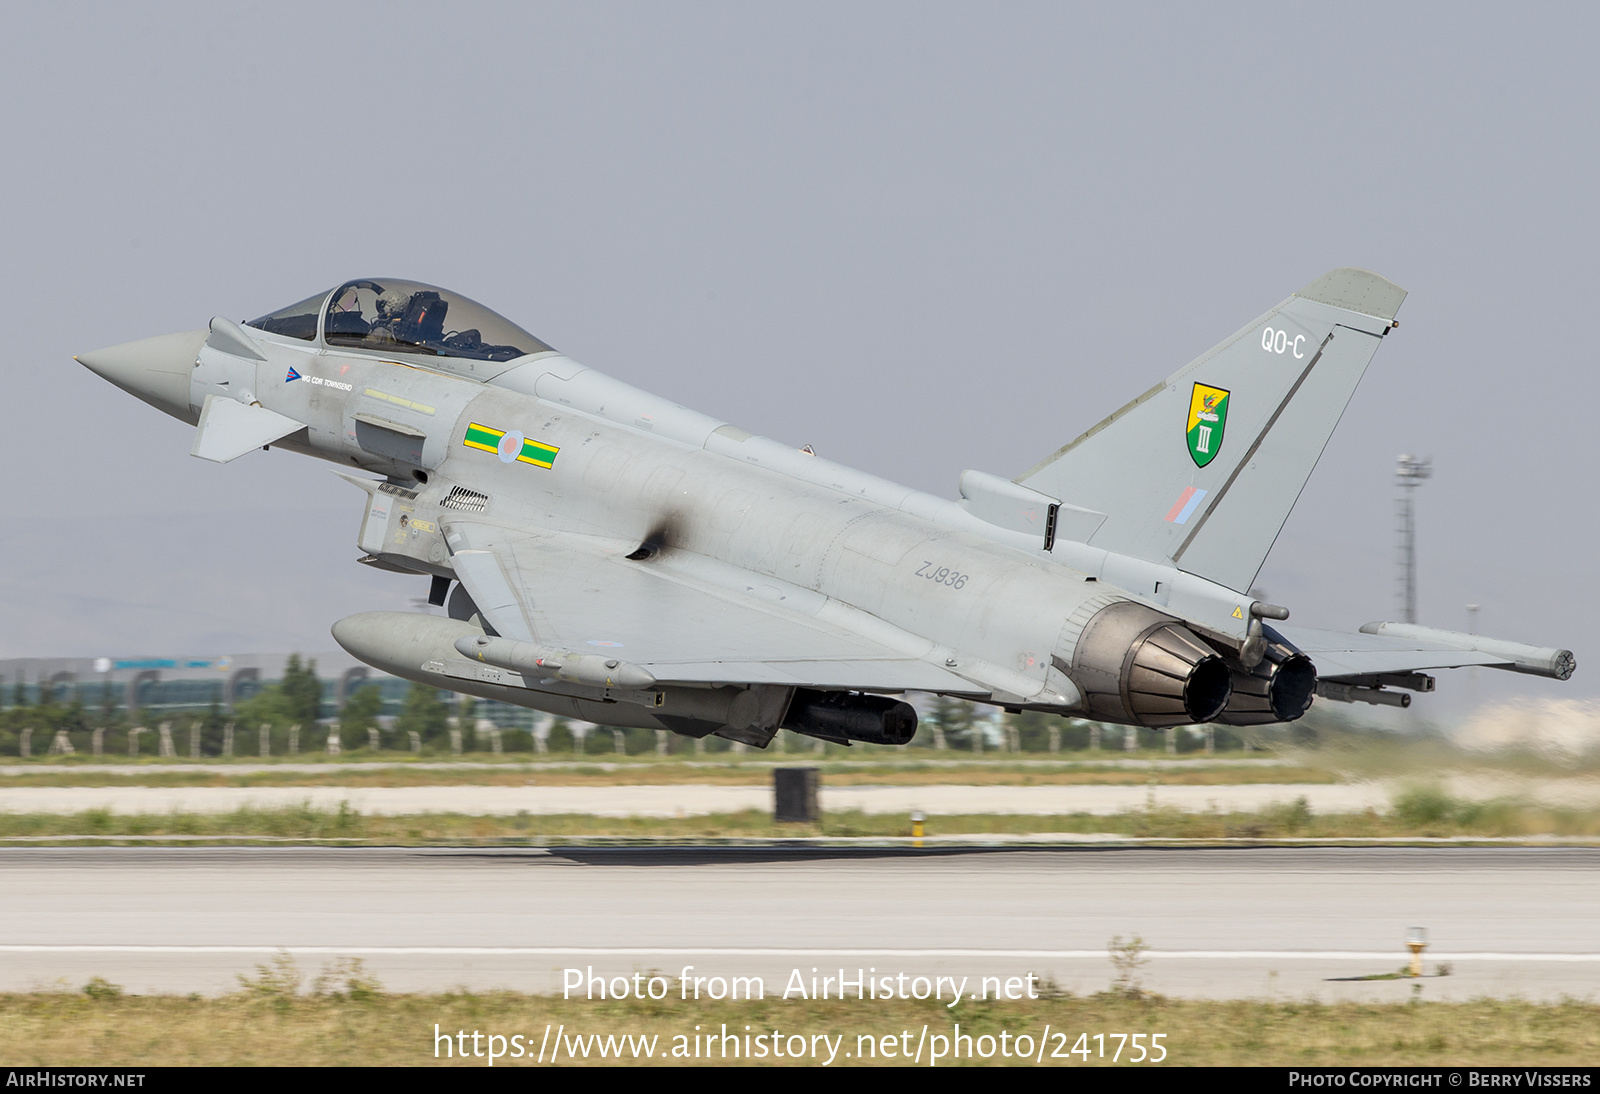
[246,279,554,363]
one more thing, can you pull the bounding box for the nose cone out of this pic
[77,329,208,422]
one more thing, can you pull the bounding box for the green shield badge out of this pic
[1186,383,1229,468]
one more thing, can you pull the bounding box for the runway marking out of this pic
[3,946,1598,961]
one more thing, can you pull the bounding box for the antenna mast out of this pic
[1395,453,1432,623]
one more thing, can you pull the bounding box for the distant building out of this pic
[0,650,383,719]
[0,651,542,728]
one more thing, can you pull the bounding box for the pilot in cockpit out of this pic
[364,287,414,346]
[294,279,554,363]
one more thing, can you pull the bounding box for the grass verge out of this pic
[4,979,1597,1066]
[3,795,1600,842]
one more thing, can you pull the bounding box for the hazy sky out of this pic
[2,3,1592,718]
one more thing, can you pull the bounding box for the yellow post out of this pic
[911,810,926,848]
[1406,927,1427,977]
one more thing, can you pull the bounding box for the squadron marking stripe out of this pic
[464,423,560,468]
[463,423,505,453]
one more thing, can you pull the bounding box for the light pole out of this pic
[1467,603,1481,708]
[1395,454,1432,623]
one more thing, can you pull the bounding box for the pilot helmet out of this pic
[376,287,412,319]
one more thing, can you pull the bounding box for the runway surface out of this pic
[2,846,1595,1001]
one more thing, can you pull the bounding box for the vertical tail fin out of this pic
[1019,268,1406,593]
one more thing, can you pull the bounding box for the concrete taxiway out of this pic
[1,846,1594,1001]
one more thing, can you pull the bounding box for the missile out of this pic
[453,634,657,689]
[332,611,659,691]
[1359,622,1575,680]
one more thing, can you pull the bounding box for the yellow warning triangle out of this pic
[1231,606,1244,619]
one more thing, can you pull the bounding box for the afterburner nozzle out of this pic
[1216,641,1317,726]
[1067,600,1232,726]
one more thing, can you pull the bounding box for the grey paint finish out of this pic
[77,329,206,423]
[1296,266,1409,321]
[190,395,303,463]
[75,269,1571,737]
[1175,326,1387,592]
[1019,270,1404,594]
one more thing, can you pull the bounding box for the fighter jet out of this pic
[77,270,1573,746]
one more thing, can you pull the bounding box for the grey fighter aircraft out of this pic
[77,270,1573,746]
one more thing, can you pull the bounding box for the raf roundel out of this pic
[497,430,525,464]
